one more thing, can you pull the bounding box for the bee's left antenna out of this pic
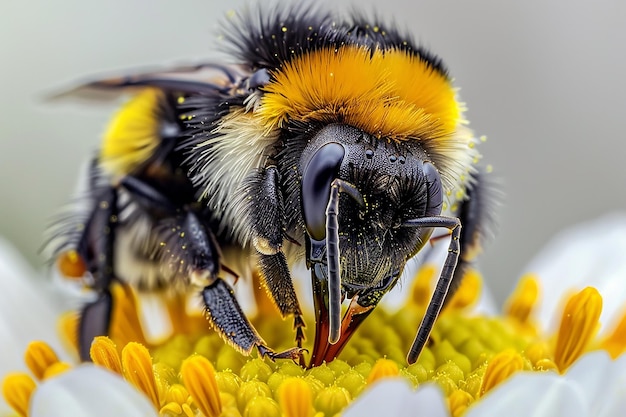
[325,179,365,344]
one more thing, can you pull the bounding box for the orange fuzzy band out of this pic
[258,45,461,142]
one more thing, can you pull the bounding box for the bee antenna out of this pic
[325,179,365,344]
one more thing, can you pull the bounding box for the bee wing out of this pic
[46,62,249,101]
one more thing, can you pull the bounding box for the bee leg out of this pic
[79,291,113,361]
[76,186,119,361]
[257,252,306,348]
[246,167,306,355]
[201,279,306,361]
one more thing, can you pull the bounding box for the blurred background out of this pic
[1,0,625,304]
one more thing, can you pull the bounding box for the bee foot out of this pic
[258,346,308,363]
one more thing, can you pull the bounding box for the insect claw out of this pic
[258,345,308,363]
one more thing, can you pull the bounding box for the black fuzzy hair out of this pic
[219,3,448,77]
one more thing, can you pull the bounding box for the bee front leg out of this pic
[76,186,119,361]
[257,252,306,348]
[201,279,306,361]
[245,166,306,352]
[79,291,113,361]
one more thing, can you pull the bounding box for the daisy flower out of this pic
[2,213,626,416]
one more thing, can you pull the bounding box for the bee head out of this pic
[299,123,443,293]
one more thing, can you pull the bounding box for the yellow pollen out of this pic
[554,287,603,372]
[366,358,400,383]
[24,340,60,380]
[90,336,123,375]
[121,342,160,409]
[600,307,626,358]
[278,377,315,417]
[479,349,524,396]
[504,274,540,324]
[2,373,36,417]
[181,355,222,417]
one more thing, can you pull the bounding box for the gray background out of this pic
[1,0,625,304]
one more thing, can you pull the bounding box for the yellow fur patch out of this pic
[101,88,164,176]
[258,45,461,142]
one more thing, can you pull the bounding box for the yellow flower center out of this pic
[3,268,626,417]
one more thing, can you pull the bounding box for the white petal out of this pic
[30,365,158,417]
[0,239,72,413]
[405,384,450,417]
[343,379,450,417]
[465,372,587,417]
[521,212,626,335]
[566,351,626,417]
[343,379,413,416]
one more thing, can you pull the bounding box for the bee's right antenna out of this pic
[403,216,461,363]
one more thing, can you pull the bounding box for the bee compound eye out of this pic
[423,162,443,217]
[301,142,346,241]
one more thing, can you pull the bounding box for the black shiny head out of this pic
[297,124,443,293]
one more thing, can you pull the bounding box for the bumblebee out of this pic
[49,5,494,367]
